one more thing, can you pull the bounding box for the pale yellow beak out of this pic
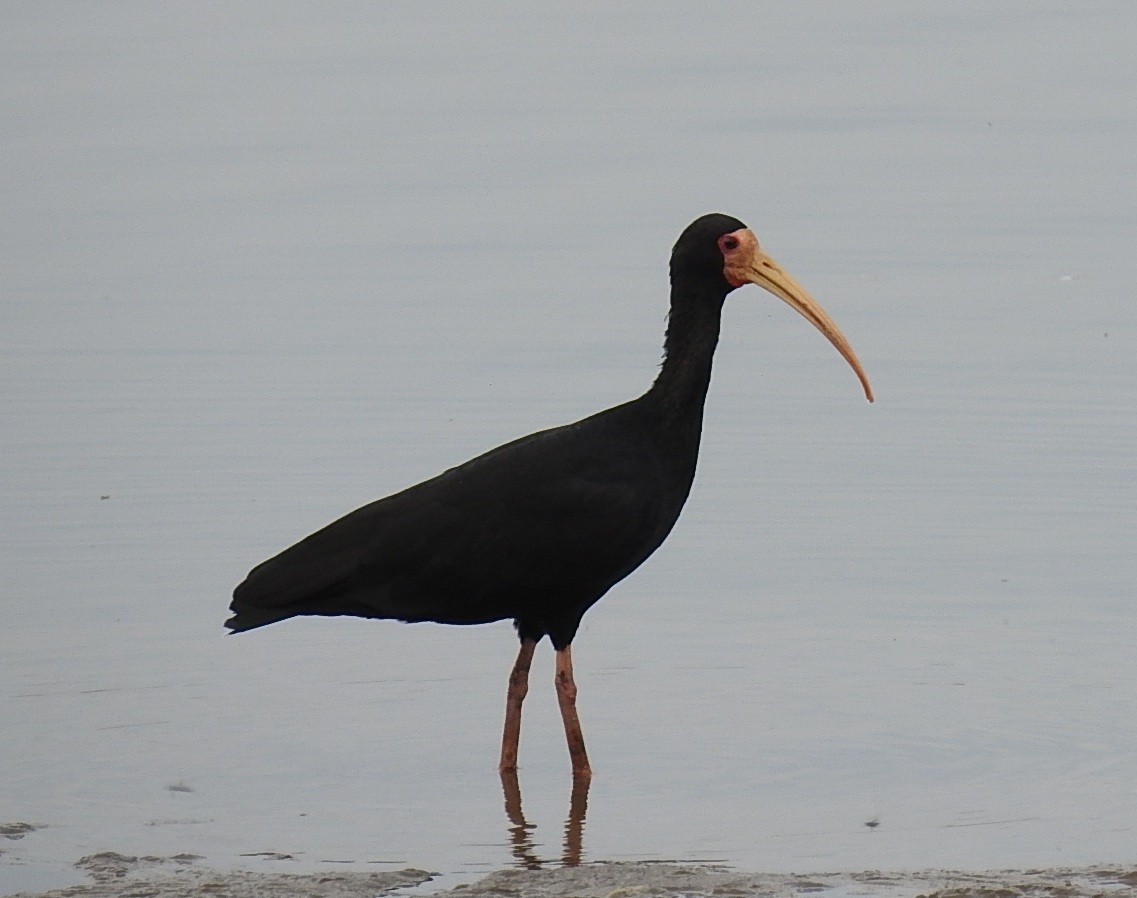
[742,252,874,403]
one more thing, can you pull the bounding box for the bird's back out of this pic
[228,394,698,646]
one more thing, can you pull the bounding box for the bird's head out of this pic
[672,213,874,402]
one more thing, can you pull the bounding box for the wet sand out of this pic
[6,853,1136,898]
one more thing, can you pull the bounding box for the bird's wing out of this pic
[231,405,672,625]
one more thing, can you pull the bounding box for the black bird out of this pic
[227,213,873,776]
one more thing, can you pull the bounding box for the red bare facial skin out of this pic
[718,228,761,287]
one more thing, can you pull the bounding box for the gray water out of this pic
[3,3,1136,893]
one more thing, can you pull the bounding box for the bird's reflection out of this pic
[499,769,590,868]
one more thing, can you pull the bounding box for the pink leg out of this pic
[499,638,537,773]
[555,645,591,778]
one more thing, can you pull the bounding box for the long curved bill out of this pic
[744,253,874,403]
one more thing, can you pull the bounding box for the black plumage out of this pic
[227,213,872,775]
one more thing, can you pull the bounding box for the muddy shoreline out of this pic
[5,853,1136,898]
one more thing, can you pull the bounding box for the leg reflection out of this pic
[498,769,591,868]
[562,770,589,866]
[499,767,542,869]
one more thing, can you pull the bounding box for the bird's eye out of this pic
[720,235,740,252]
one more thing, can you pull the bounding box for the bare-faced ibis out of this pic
[227,213,873,777]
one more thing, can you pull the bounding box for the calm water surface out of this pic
[3,4,1136,893]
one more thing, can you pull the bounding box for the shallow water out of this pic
[3,3,1136,894]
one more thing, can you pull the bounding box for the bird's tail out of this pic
[224,606,298,633]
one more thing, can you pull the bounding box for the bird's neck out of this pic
[647,281,726,435]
